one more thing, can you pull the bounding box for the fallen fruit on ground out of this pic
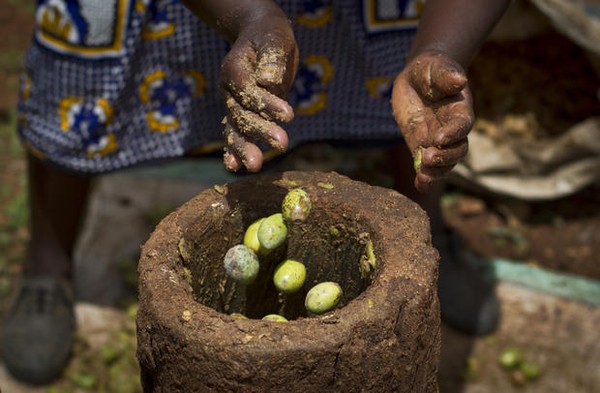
[223,244,260,285]
[520,360,542,380]
[305,281,342,315]
[498,347,526,369]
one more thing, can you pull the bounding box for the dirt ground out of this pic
[0,1,598,392]
[457,28,600,281]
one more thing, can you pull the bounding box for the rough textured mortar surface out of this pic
[136,171,441,392]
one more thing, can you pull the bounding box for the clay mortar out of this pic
[137,171,441,392]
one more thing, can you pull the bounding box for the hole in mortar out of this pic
[177,185,379,321]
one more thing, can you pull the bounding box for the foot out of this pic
[435,230,500,335]
[1,276,75,385]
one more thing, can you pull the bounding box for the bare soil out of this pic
[449,30,600,280]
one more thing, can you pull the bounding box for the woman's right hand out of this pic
[219,5,298,172]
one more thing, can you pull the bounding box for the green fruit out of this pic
[282,188,311,222]
[498,347,525,369]
[413,148,423,171]
[73,370,97,389]
[262,314,288,322]
[273,259,306,294]
[520,360,542,380]
[257,213,287,251]
[243,218,266,253]
[223,244,260,285]
[230,313,248,319]
[305,282,342,315]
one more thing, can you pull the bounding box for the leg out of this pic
[24,153,92,278]
[386,144,499,336]
[1,153,92,385]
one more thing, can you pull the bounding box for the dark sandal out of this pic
[1,276,75,384]
[434,229,501,335]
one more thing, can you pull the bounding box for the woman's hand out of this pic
[219,8,298,172]
[181,0,298,172]
[392,51,474,192]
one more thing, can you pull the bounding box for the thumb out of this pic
[255,35,298,97]
[432,60,468,97]
[408,53,468,102]
[257,46,288,89]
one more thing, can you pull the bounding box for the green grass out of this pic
[48,304,143,393]
[0,109,27,300]
[0,109,25,157]
[0,110,28,233]
[5,183,28,231]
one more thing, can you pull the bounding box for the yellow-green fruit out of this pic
[273,259,306,294]
[282,188,311,222]
[413,148,423,171]
[223,244,260,285]
[257,213,287,251]
[243,218,265,253]
[498,347,525,369]
[230,313,248,319]
[520,360,542,380]
[305,282,342,315]
[262,314,288,322]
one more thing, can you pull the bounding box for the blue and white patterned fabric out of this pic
[18,0,423,173]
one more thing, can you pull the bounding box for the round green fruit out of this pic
[282,188,311,222]
[243,217,265,253]
[257,213,287,251]
[262,314,288,322]
[273,259,306,294]
[305,282,342,315]
[498,347,525,369]
[223,244,260,285]
[520,360,542,380]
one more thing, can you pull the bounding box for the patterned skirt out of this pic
[18,0,422,173]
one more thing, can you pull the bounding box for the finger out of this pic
[433,115,472,147]
[433,99,474,147]
[223,120,264,172]
[222,44,294,122]
[420,164,456,178]
[257,47,286,85]
[414,164,455,193]
[432,63,468,98]
[414,171,434,193]
[408,53,468,102]
[421,140,469,168]
[225,93,289,152]
[223,147,242,172]
[257,45,299,99]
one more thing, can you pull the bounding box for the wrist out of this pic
[235,3,293,42]
[405,50,463,74]
[182,0,291,43]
